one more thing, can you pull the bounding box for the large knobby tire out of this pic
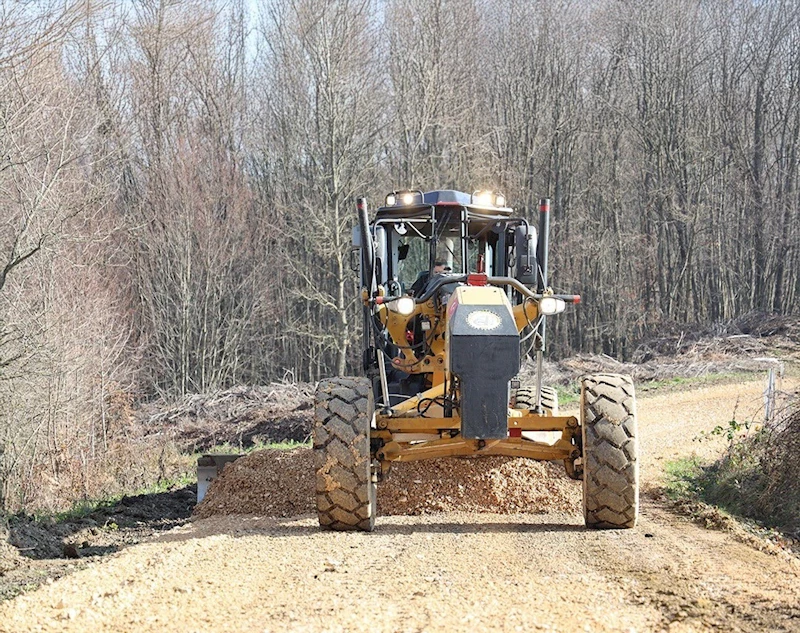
[313,377,376,532]
[512,385,559,415]
[581,373,639,529]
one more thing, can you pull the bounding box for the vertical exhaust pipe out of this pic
[536,198,550,294]
[534,198,550,412]
[357,197,374,354]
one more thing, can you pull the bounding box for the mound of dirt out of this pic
[194,449,314,519]
[0,540,20,574]
[378,456,581,515]
[194,448,582,519]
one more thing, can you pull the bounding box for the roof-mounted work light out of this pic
[471,190,507,208]
[385,189,424,207]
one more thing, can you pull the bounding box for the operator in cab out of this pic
[409,260,450,297]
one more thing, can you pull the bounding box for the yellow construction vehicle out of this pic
[314,190,638,531]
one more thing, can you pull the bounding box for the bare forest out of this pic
[1,0,799,514]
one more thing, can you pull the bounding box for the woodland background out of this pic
[0,0,799,512]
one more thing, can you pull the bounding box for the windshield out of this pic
[374,206,527,293]
[379,208,507,292]
[393,232,465,292]
[396,235,429,290]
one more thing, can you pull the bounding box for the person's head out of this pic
[433,261,446,274]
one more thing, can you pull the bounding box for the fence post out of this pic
[762,361,784,424]
[764,367,776,423]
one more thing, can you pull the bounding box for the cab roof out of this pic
[374,189,512,220]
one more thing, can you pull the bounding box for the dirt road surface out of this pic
[2,379,799,632]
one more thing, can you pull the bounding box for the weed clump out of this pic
[701,401,800,534]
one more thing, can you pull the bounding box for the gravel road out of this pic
[2,379,799,632]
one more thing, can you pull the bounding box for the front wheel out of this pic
[313,377,376,531]
[580,373,639,529]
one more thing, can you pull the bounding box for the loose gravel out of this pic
[195,451,581,519]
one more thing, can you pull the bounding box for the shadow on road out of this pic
[7,486,196,561]
[158,512,587,544]
[368,519,585,535]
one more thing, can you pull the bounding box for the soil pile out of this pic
[194,448,581,519]
[378,456,580,515]
[194,449,314,519]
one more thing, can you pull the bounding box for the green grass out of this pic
[41,498,120,524]
[257,439,311,451]
[663,416,766,511]
[26,471,198,525]
[663,456,707,500]
[555,385,579,406]
[201,439,310,455]
[663,421,799,534]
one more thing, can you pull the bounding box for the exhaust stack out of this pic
[534,198,550,411]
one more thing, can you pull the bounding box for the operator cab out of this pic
[361,189,539,300]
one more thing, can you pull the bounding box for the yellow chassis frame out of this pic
[370,285,581,477]
[372,383,581,478]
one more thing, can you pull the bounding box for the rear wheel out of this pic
[313,377,376,531]
[512,385,559,415]
[580,373,639,529]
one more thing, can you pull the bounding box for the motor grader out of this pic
[314,190,638,531]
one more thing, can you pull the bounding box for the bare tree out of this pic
[254,0,385,379]
[0,0,125,512]
[120,0,271,396]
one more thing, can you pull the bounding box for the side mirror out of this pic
[375,226,387,285]
[514,225,538,285]
[350,226,362,274]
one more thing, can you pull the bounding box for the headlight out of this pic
[389,296,416,315]
[538,297,566,315]
[400,192,415,205]
[494,193,506,207]
[385,193,396,206]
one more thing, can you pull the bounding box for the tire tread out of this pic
[581,373,639,529]
[313,377,376,531]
